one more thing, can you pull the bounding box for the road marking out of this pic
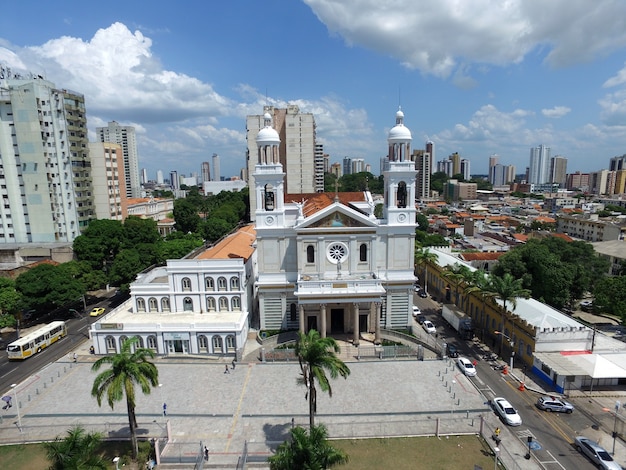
[0,367,17,379]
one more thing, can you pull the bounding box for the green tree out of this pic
[15,263,85,314]
[173,198,201,233]
[199,217,232,243]
[122,216,161,248]
[295,330,350,428]
[268,424,348,470]
[44,425,107,470]
[484,273,531,356]
[91,337,159,459]
[441,264,470,305]
[594,275,626,319]
[109,249,147,289]
[416,213,429,231]
[73,219,125,272]
[414,247,438,292]
[0,277,22,316]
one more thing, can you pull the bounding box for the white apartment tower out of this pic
[550,156,568,188]
[201,161,211,182]
[246,105,317,220]
[413,149,431,200]
[314,143,324,192]
[89,142,127,220]
[212,153,220,182]
[0,75,91,243]
[529,145,551,185]
[97,121,141,198]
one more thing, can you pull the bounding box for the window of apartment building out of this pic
[231,297,240,310]
[136,298,146,312]
[219,297,228,311]
[359,243,367,262]
[306,245,315,263]
[147,335,158,352]
[230,276,239,290]
[161,297,170,312]
[148,297,158,312]
[212,335,223,352]
[182,277,191,291]
[226,335,235,352]
[218,277,227,291]
[105,335,116,353]
[198,335,208,353]
[206,297,216,311]
[183,297,193,311]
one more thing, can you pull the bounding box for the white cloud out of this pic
[304,0,626,79]
[542,106,571,118]
[599,89,626,126]
[604,64,626,88]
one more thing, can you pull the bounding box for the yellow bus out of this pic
[6,321,68,360]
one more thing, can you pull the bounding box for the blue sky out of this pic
[2,0,626,181]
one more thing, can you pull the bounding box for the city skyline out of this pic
[2,1,626,180]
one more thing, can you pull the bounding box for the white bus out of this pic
[7,321,68,360]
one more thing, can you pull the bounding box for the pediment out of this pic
[297,204,377,230]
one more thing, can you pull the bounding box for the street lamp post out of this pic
[494,331,514,369]
[10,383,21,432]
[613,401,621,455]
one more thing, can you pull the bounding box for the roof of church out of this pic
[195,224,256,261]
[285,191,368,218]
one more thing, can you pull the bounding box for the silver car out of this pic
[492,397,522,426]
[575,437,623,470]
[536,395,574,413]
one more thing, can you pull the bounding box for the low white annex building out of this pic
[89,225,256,358]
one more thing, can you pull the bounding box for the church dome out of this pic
[256,113,280,145]
[387,107,412,143]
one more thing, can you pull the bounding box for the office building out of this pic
[0,75,90,242]
[156,170,164,185]
[89,142,127,220]
[246,105,317,220]
[170,171,179,190]
[96,121,141,198]
[529,145,551,185]
[212,153,220,182]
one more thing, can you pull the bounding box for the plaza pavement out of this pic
[1,336,625,470]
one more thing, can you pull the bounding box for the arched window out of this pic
[232,297,241,310]
[226,335,236,352]
[182,277,191,291]
[134,336,145,348]
[230,276,239,290]
[397,181,407,208]
[161,297,170,312]
[147,335,158,352]
[105,335,116,353]
[205,277,215,291]
[198,335,208,353]
[359,243,367,262]
[136,298,146,312]
[218,277,227,291]
[148,297,158,312]
[290,303,297,322]
[306,245,315,263]
[207,297,216,311]
[219,297,229,311]
[183,297,193,312]
[119,335,129,350]
[212,335,223,353]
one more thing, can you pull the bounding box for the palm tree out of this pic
[484,273,531,357]
[91,336,159,459]
[414,247,438,293]
[268,424,348,470]
[44,425,107,470]
[441,263,469,305]
[295,329,351,429]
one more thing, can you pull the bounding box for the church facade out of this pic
[253,109,419,344]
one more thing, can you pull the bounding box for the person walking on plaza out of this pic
[163,402,167,416]
[231,359,236,370]
[204,446,209,461]
[224,364,230,374]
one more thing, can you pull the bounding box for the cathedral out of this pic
[254,108,418,344]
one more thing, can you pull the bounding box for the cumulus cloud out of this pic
[304,0,626,79]
[604,64,626,88]
[599,89,626,127]
[542,106,571,118]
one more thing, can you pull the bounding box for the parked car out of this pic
[580,300,594,311]
[575,437,623,470]
[536,395,574,413]
[418,290,428,298]
[422,320,436,334]
[412,305,421,317]
[457,357,477,376]
[89,307,106,317]
[492,397,522,426]
[447,344,459,358]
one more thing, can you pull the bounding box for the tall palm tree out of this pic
[414,247,438,292]
[295,329,350,429]
[268,424,348,470]
[484,273,531,357]
[441,263,469,305]
[91,336,159,458]
[44,425,107,470]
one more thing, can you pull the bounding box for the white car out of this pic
[492,397,522,426]
[457,357,477,377]
[422,320,436,334]
[412,305,421,317]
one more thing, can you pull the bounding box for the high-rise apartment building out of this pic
[141,168,148,184]
[460,159,471,180]
[0,75,93,243]
[426,141,435,175]
[156,170,164,185]
[609,155,626,171]
[89,142,127,220]
[491,164,516,186]
[344,156,353,176]
[566,172,590,191]
[212,153,220,182]
[201,161,211,183]
[449,152,461,175]
[314,143,324,192]
[529,145,551,185]
[170,170,179,190]
[246,105,317,220]
[413,149,431,200]
[96,121,141,198]
[550,156,567,187]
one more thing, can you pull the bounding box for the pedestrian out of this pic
[163,402,167,416]
[73,352,77,363]
[204,446,209,461]
[231,358,236,370]
[224,364,230,374]
[89,346,95,355]
[1,396,12,409]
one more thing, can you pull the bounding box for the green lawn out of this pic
[0,435,497,469]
